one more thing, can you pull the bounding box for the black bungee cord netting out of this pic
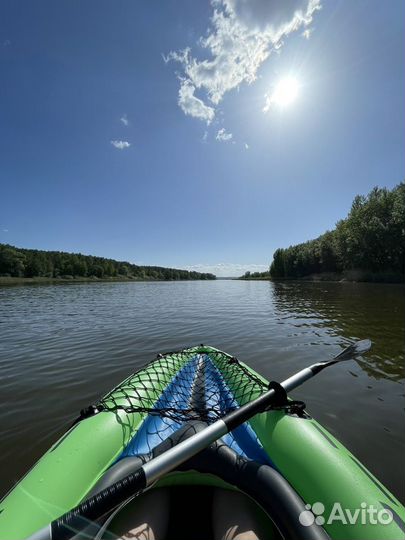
[89,348,268,424]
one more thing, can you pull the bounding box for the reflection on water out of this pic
[0,280,404,502]
[271,282,405,381]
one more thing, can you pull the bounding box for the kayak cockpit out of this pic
[87,422,329,540]
[101,485,278,540]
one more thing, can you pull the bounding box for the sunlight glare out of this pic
[264,77,299,111]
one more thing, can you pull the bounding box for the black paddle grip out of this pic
[224,388,277,431]
[51,467,146,540]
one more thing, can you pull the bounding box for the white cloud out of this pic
[216,128,233,142]
[186,262,269,278]
[244,143,249,149]
[166,0,321,122]
[2,228,9,233]
[178,80,215,123]
[111,140,131,149]
[120,114,129,126]
[302,27,314,39]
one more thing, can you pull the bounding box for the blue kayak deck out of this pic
[119,353,270,464]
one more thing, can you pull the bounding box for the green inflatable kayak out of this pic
[0,345,404,539]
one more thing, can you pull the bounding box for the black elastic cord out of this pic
[266,381,307,417]
[267,381,288,405]
[69,404,105,428]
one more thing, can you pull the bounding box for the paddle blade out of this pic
[310,339,372,374]
[334,339,372,362]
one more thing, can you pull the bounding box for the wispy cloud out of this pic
[216,128,233,142]
[178,79,215,123]
[165,0,320,123]
[244,143,249,149]
[186,262,269,277]
[302,27,314,39]
[2,228,9,233]
[111,140,131,150]
[120,114,129,126]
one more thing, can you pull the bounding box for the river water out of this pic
[0,280,404,502]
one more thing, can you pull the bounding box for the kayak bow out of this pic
[0,342,404,540]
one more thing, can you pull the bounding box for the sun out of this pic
[264,77,299,111]
[272,77,299,106]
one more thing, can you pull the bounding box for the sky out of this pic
[0,1,404,277]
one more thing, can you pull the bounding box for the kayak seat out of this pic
[90,422,330,540]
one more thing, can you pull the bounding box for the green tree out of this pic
[269,183,404,281]
[0,246,26,276]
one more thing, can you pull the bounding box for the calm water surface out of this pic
[0,280,404,501]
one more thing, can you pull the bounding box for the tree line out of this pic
[0,245,216,281]
[269,183,404,281]
[241,183,404,282]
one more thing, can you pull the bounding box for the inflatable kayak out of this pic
[0,345,404,540]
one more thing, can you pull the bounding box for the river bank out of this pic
[240,270,404,284]
[0,275,209,286]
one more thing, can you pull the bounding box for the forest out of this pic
[244,183,404,282]
[0,245,216,281]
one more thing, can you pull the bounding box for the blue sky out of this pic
[1,0,404,277]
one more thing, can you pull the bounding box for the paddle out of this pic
[28,339,371,540]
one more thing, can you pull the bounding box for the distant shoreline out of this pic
[239,271,404,284]
[0,276,211,286]
[0,243,216,282]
